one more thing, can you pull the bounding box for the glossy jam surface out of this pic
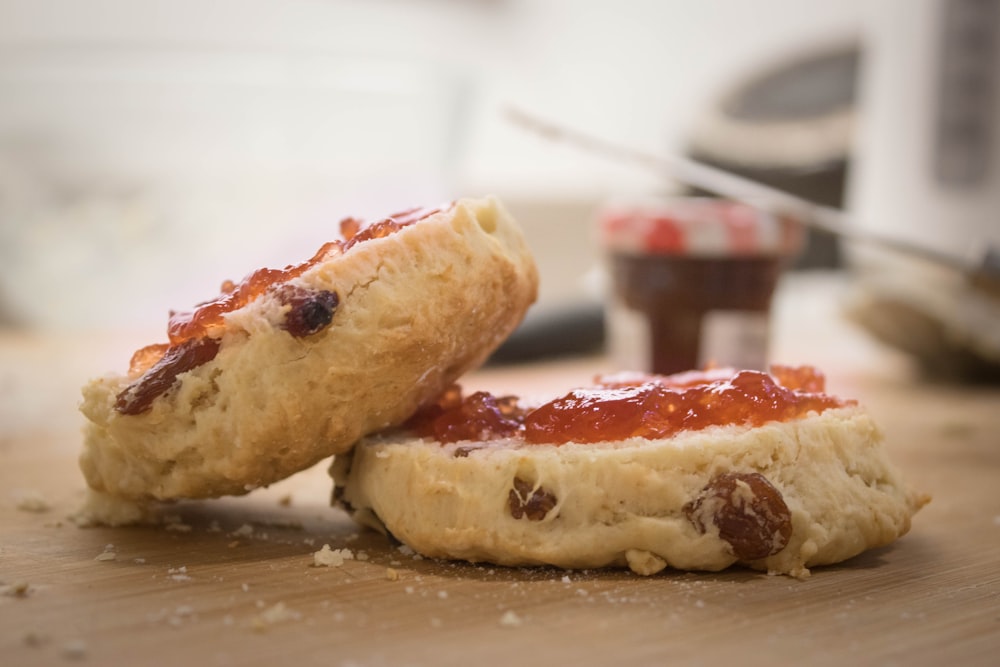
[408,365,850,445]
[405,385,526,443]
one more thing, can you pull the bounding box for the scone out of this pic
[80,196,538,502]
[332,366,928,577]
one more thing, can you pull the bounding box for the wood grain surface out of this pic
[2,277,999,667]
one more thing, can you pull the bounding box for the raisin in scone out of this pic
[79,196,538,502]
[331,367,928,578]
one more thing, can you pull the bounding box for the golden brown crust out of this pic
[79,196,538,501]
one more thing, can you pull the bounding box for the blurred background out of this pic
[0,0,997,376]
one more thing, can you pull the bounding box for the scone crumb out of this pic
[230,524,255,538]
[312,544,354,567]
[625,549,668,576]
[499,610,523,627]
[15,491,51,513]
[385,567,400,581]
[164,514,193,533]
[61,639,88,660]
[166,605,197,627]
[251,602,301,631]
[94,544,117,561]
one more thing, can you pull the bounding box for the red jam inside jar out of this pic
[601,199,802,375]
[408,365,850,445]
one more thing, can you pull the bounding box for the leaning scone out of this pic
[80,196,538,501]
[332,367,928,577]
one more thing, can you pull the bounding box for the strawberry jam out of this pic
[407,389,526,443]
[115,337,222,415]
[409,366,850,445]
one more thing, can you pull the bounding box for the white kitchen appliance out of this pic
[849,0,998,263]
[845,0,1000,379]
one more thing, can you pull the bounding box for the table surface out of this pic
[2,275,999,667]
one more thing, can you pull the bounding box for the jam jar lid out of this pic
[599,197,803,258]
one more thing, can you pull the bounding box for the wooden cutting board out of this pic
[1,327,999,667]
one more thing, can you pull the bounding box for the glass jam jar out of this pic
[600,197,803,374]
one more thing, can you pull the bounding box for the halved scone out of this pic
[80,196,538,502]
[332,367,928,577]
